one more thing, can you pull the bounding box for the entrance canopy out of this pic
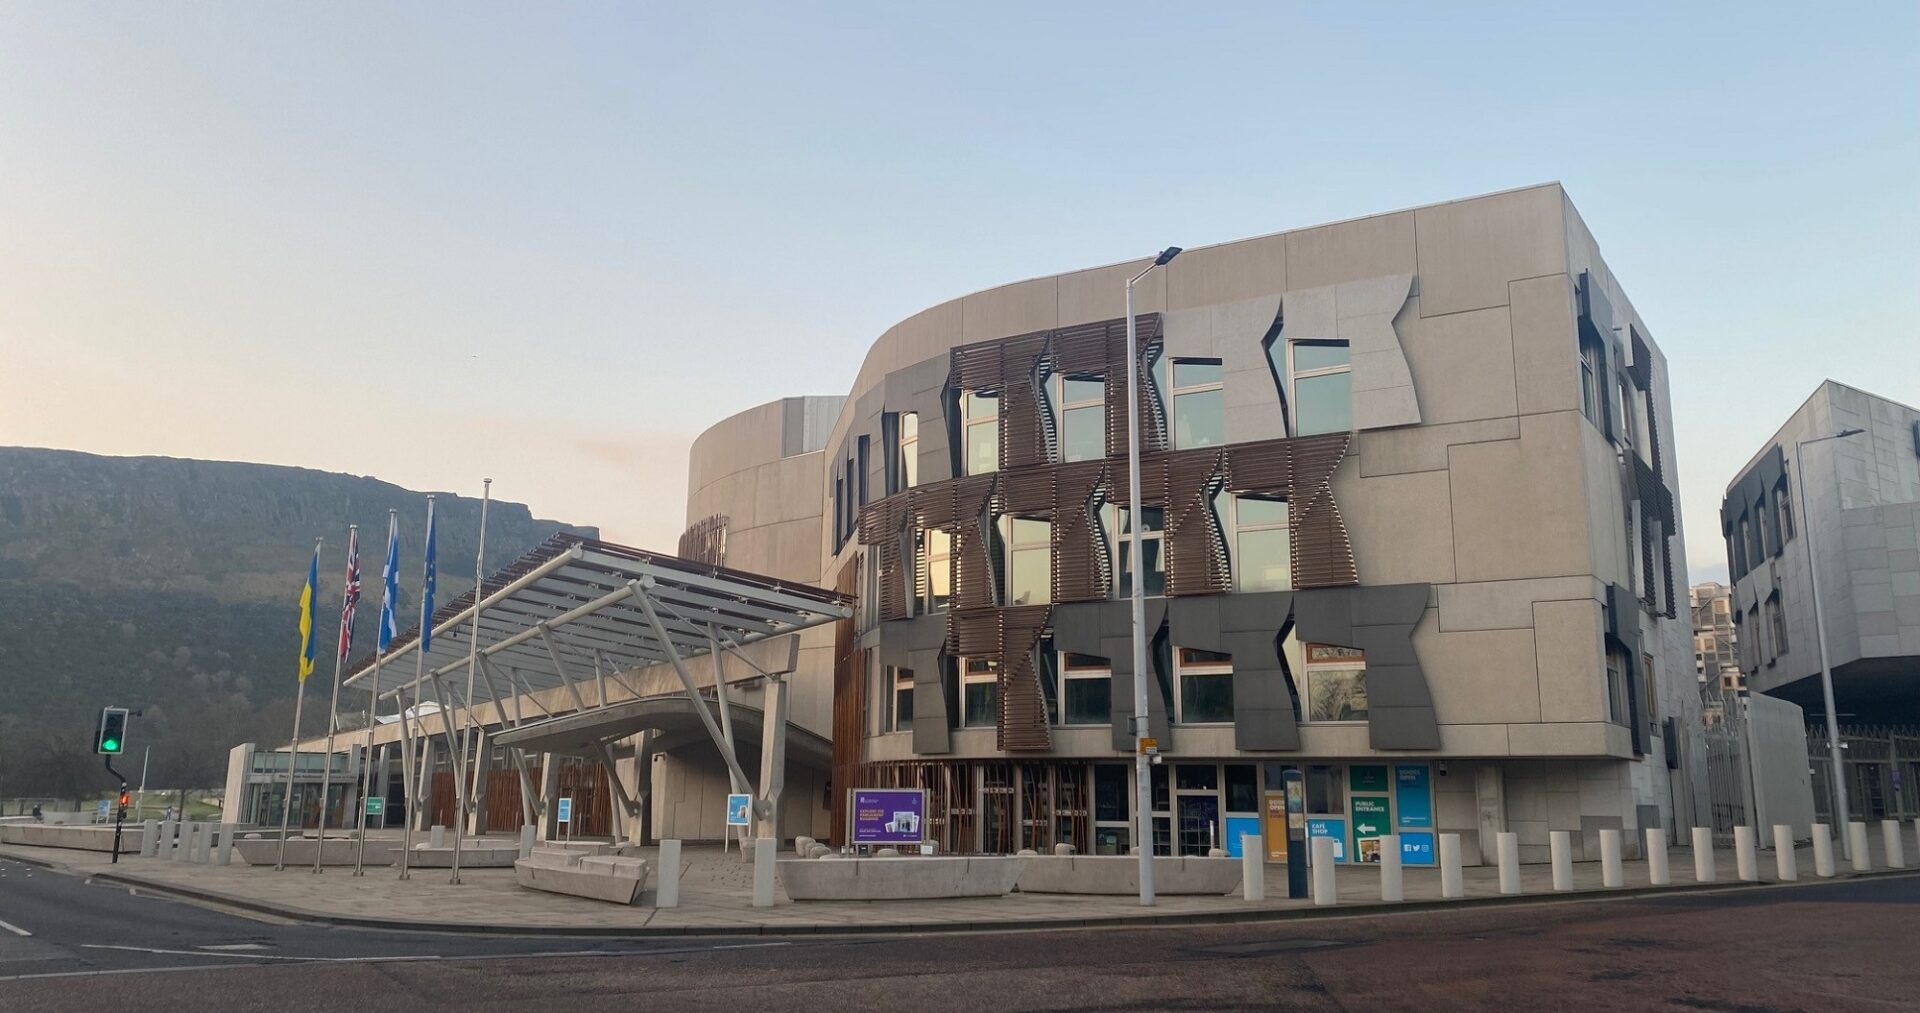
[342,534,851,703]
[493,696,833,767]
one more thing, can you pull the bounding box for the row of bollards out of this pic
[136,818,233,865]
[1279,818,1917,908]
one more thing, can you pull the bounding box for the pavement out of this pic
[0,831,1912,935]
[0,852,1914,1011]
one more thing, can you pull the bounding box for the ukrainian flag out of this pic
[297,546,319,682]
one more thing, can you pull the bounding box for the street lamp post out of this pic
[1125,245,1180,907]
[1795,427,1864,857]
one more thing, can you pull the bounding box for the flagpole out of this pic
[398,494,435,881]
[396,681,423,880]
[276,537,322,872]
[312,524,357,874]
[450,478,491,885]
[353,510,399,876]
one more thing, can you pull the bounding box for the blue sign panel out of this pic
[1306,818,1348,862]
[1399,831,1437,866]
[1224,815,1261,857]
[556,797,573,824]
[1395,765,1432,829]
[726,793,752,827]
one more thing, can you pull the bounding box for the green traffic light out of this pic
[102,738,119,751]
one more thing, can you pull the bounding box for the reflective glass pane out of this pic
[1180,672,1234,723]
[1063,377,1104,405]
[1094,765,1128,822]
[1173,359,1223,388]
[895,686,913,725]
[1009,546,1050,605]
[1118,537,1165,597]
[1236,496,1289,527]
[1225,765,1259,813]
[1173,389,1224,448]
[1063,405,1104,462]
[965,391,999,420]
[1291,341,1350,371]
[1294,373,1352,436]
[964,681,998,727]
[1175,764,1218,791]
[1064,677,1110,725]
[1012,517,1050,545]
[967,419,999,474]
[1236,527,1292,592]
[1307,669,1368,722]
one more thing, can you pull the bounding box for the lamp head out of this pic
[1153,247,1182,266]
[1836,427,1865,438]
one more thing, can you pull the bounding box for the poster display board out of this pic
[1352,796,1392,862]
[726,793,752,827]
[848,788,927,845]
[1399,832,1436,866]
[1306,818,1347,862]
[1395,765,1432,828]
[1349,765,1390,793]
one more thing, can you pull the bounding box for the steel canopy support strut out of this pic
[630,578,755,797]
[707,628,752,851]
[537,623,590,713]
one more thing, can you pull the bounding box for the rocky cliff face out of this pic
[0,447,596,795]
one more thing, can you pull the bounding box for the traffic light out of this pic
[95,706,128,755]
[118,789,130,808]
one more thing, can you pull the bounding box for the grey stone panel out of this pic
[882,615,952,755]
[1295,584,1439,750]
[1051,600,1169,752]
[1167,596,1225,652]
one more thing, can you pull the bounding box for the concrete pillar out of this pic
[430,825,446,849]
[751,837,775,908]
[758,675,791,845]
[159,819,177,859]
[1241,836,1265,901]
[217,823,234,866]
[1496,832,1520,895]
[1882,820,1905,869]
[1310,836,1337,906]
[1812,823,1836,877]
[1599,829,1623,888]
[1645,828,1670,886]
[1774,825,1798,881]
[1473,767,1505,866]
[657,839,682,908]
[1549,831,1573,891]
[518,824,536,859]
[1378,835,1402,903]
[1848,822,1871,872]
[188,823,206,863]
[535,752,560,840]
[140,819,159,858]
[1438,833,1465,899]
[1692,827,1715,883]
[171,823,192,862]
[1734,826,1758,881]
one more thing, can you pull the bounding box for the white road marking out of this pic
[199,943,270,951]
[0,918,31,937]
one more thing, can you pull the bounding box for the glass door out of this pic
[1177,795,1219,855]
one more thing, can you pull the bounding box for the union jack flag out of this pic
[338,526,362,657]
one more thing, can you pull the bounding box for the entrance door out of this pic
[1176,795,1219,855]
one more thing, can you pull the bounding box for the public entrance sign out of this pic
[363,796,385,817]
[1352,796,1391,862]
[726,793,752,827]
[848,788,926,845]
[556,797,573,824]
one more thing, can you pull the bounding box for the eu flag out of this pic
[420,499,438,650]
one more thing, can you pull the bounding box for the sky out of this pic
[1,3,1915,583]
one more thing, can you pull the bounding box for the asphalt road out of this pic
[2,855,1916,1011]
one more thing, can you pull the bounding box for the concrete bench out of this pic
[513,850,650,905]
[231,835,396,867]
[1015,855,1243,895]
[405,840,523,868]
[779,855,1027,901]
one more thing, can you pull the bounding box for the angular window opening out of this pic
[919,527,952,614]
[999,515,1052,605]
[1605,651,1629,725]
[962,390,1000,475]
[961,656,999,728]
[1579,341,1602,427]
[884,666,914,732]
[1303,643,1367,723]
[1290,340,1352,436]
[1057,374,1106,463]
[898,412,919,491]
[1168,358,1225,449]
[1059,652,1112,726]
[1228,494,1291,592]
[1104,503,1165,598]
[1775,478,1794,542]
[1176,647,1234,724]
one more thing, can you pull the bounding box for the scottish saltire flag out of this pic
[420,500,438,650]
[297,547,320,682]
[378,518,400,653]
[337,527,362,657]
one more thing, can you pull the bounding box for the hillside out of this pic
[0,447,596,799]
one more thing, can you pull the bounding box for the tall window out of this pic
[1605,652,1628,725]
[888,411,918,492]
[1290,340,1352,436]
[1057,375,1105,462]
[887,667,914,732]
[856,435,870,507]
[1104,504,1165,598]
[919,527,951,614]
[1167,359,1225,449]
[1303,644,1367,722]
[1768,596,1790,657]
[1060,652,1111,725]
[962,391,1000,475]
[1229,495,1291,592]
[1580,341,1602,427]
[1775,479,1794,541]
[1000,516,1051,605]
[961,656,999,728]
[1175,648,1234,724]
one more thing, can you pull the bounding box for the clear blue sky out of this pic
[2,3,1914,581]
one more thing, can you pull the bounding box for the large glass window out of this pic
[1290,340,1352,436]
[1775,479,1794,541]
[883,666,914,732]
[1768,596,1790,657]
[1104,504,1165,598]
[1303,644,1367,722]
[1606,652,1628,725]
[898,412,919,491]
[1176,647,1234,724]
[1060,652,1111,725]
[919,527,951,614]
[1000,516,1051,605]
[1168,359,1225,449]
[963,391,999,475]
[1579,341,1602,426]
[1229,495,1291,592]
[961,656,999,728]
[1057,374,1106,463]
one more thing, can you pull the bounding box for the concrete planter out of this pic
[231,836,395,867]
[405,841,523,868]
[1015,855,1243,895]
[0,823,144,853]
[778,855,1028,901]
[513,852,650,905]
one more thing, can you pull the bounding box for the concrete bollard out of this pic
[1378,835,1402,902]
[1774,825,1798,881]
[1646,828,1670,886]
[1692,827,1715,883]
[656,839,682,908]
[140,819,159,858]
[1310,836,1338,906]
[1549,831,1574,891]
[1848,822,1871,872]
[159,819,177,859]
[1600,829,1623,888]
[1734,826,1758,881]
[429,825,446,849]
[518,825,536,859]
[1439,833,1465,899]
[752,838,775,908]
[1812,823,1836,877]
[216,823,234,866]
[1882,820,1906,870]
[1497,832,1521,895]
[1241,835,1265,901]
[188,823,205,863]
[172,823,193,863]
